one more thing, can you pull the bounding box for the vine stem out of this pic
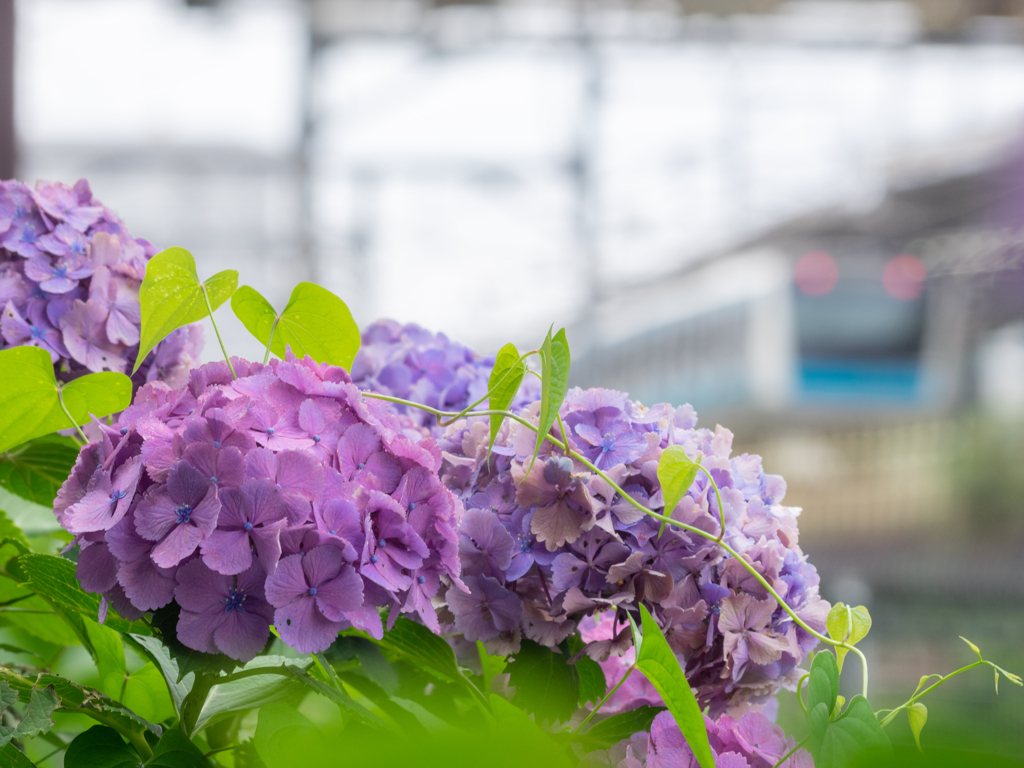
[263,317,281,365]
[876,661,985,727]
[360,392,871,699]
[56,385,88,443]
[772,735,809,768]
[201,284,236,379]
[573,664,636,734]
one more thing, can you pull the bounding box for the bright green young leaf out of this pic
[0,434,80,506]
[506,639,580,723]
[827,602,872,672]
[907,702,927,751]
[657,446,700,518]
[0,347,132,453]
[127,633,194,719]
[146,727,212,768]
[807,650,840,717]
[477,641,507,693]
[487,343,526,460]
[134,247,238,373]
[121,662,176,726]
[231,282,361,369]
[573,705,666,750]
[960,636,983,661]
[191,655,312,733]
[64,725,140,768]
[255,701,323,768]
[627,606,715,768]
[84,618,127,696]
[530,327,571,470]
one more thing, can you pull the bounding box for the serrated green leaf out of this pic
[827,603,871,672]
[657,446,700,518]
[629,605,714,768]
[231,282,361,370]
[0,347,132,453]
[530,327,570,470]
[0,435,80,506]
[0,667,160,745]
[13,685,58,741]
[566,634,606,706]
[808,650,840,717]
[134,247,237,373]
[573,705,666,750]
[486,343,526,460]
[506,639,580,723]
[0,682,17,713]
[907,702,927,751]
[10,553,140,634]
[65,725,139,768]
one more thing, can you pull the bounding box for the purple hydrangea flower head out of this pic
[0,178,203,389]
[350,319,540,436]
[604,709,812,768]
[438,383,828,715]
[59,353,465,659]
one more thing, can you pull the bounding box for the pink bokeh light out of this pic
[883,254,927,300]
[794,250,839,297]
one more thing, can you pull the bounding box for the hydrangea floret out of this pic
[57,353,464,660]
[0,178,202,387]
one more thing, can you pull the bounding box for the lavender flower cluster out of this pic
[0,178,201,387]
[438,387,829,716]
[56,354,463,661]
[602,709,812,768]
[351,319,539,435]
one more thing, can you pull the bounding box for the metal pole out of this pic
[0,0,16,180]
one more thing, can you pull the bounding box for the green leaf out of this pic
[84,618,127,696]
[960,636,983,662]
[280,665,389,730]
[0,743,37,768]
[907,702,927,751]
[506,639,580,724]
[0,509,30,552]
[0,668,160,744]
[191,656,313,733]
[122,663,176,726]
[14,685,59,742]
[127,634,193,719]
[147,602,243,680]
[146,728,211,768]
[827,603,872,672]
[657,446,700,517]
[0,682,17,713]
[566,634,606,706]
[364,616,463,685]
[231,283,361,370]
[477,641,506,694]
[628,605,715,768]
[0,347,132,453]
[807,650,840,717]
[530,327,571,469]
[64,726,139,768]
[255,701,322,768]
[10,553,140,633]
[134,247,237,373]
[818,696,891,768]
[0,435,80,506]
[572,705,666,751]
[486,343,526,460]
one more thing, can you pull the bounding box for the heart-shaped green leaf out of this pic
[231,282,361,370]
[807,650,840,718]
[530,327,570,470]
[0,347,132,453]
[487,343,526,460]
[627,605,714,768]
[658,446,700,516]
[827,603,872,672]
[907,702,927,751]
[134,247,237,373]
[64,725,140,768]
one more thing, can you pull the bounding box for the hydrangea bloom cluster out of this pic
[438,387,829,716]
[0,178,202,387]
[351,319,539,435]
[599,709,812,768]
[55,354,464,661]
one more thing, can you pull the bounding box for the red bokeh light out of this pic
[883,254,927,300]
[794,250,839,296]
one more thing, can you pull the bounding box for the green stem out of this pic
[359,392,870,698]
[263,316,280,365]
[201,285,236,379]
[573,664,636,734]
[436,349,539,428]
[772,735,809,768]
[877,661,984,727]
[796,672,810,716]
[56,385,89,443]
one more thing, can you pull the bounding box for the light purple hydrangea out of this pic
[0,178,202,388]
[438,387,829,716]
[350,319,540,436]
[57,354,465,661]
[598,709,812,768]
